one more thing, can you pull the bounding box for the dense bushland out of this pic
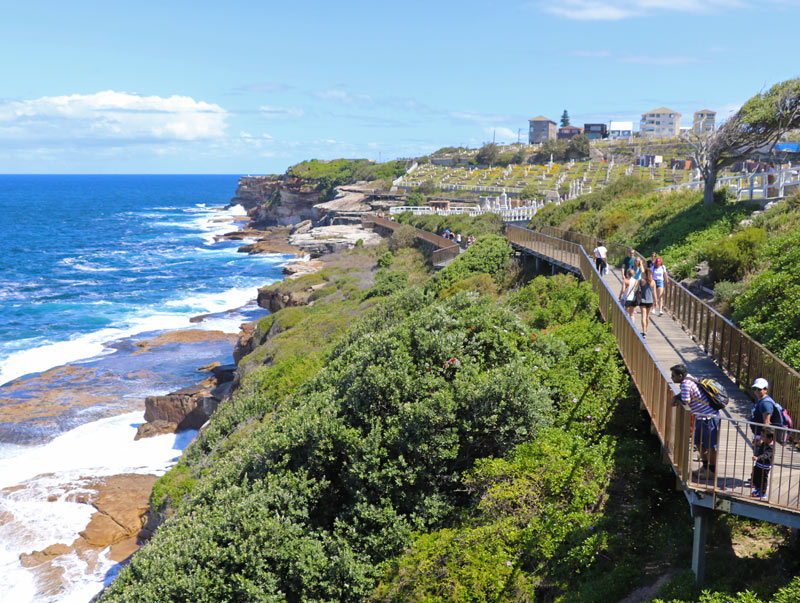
[100,232,641,602]
[287,158,406,200]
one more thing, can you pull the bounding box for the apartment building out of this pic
[528,116,557,144]
[640,107,681,138]
[693,110,716,135]
[583,123,608,140]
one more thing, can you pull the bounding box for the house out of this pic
[528,116,557,144]
[640,107,681,138]
[609,121,634,140]
[583,123,608,140]
[693,110,716,135]
[557,125,583,140]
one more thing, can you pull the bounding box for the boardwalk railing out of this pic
[690,415,800,508]
[531,224,800,422]
[507,225,800,512]
[505,225,694,483]
[361,215,461,266]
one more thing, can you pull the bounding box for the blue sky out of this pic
[1,0,798,174]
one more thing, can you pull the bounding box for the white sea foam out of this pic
[0,413,196,602]
[0,276,281,385]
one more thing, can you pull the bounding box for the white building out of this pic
[640,107,681,138]
[609,121,634,140]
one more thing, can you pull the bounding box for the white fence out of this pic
[657,166,800,201]
[389,203,542,222]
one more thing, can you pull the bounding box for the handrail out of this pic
[505,225,692,482]
[507,224,800,512]
[362,215,462,267]
[528,224,800,422]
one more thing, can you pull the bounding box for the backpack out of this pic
[771,401,793,444]
[694,377,729,411]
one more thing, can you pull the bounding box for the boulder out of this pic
[20,543,72,568]
[143,379,216,431]
[291,219,313,234]
[135,420,178,440]
[233,321,256,365]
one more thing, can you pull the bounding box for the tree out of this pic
[511,147,528,165]
[689,78,800,204]
[520,184,540,202]
[567,133,590,159]
[560,110,570,127]
[476,142,499,166]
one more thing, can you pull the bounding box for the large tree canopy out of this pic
[690,77,800,204]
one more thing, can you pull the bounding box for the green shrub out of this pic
[362,269,408,299]
[388,224,418,251]
[508,274,598,328]
[733,230,800,371]
[428,235,512,294]
[377,251,394,269]
[713,280,746,305]
[705,227,766,282]
[440,273,498,298]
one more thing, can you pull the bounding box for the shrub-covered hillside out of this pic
[533,178,800,372]
[97,225,700,602]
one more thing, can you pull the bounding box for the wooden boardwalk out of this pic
[506,225,800,527]
[602,264,800,509]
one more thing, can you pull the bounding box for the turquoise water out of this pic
[0,175,285,386]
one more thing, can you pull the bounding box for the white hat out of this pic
[751,378,769,390]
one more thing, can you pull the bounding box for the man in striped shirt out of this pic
[670,363,720,482]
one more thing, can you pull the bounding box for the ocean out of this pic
[0,175,291,601]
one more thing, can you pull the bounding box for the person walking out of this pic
[751,429,774,500]
[670,363,720,484]
[619,268,638,320]
[633,257,644,280]
[647,251,658,270]
[652,257,668,316]
[638,268,655,337]
[749,377,776,442]
[593,240,608,275]
[622,248,636,274]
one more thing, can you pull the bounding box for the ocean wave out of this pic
[0,280,271,386]
[0,412,196,602]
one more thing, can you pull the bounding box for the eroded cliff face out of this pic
[230,175,324,228]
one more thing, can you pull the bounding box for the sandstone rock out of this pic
[109,536,140,563]
[288,225,381,255]
[134,330,236,354]
[20,543,72,567]
[80,512,129,547]
[211,364,237,382]
[282,258,326,279]
[196,361,221,372]
[143,378,216,430]
[135,420,179,439]
[233,321,256,365]
[291,219,313,234]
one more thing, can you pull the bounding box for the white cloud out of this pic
[485,127,522,143]
[259,105,304,119]
[0,90,227,142]
[312,89,373,104]
[450,110,515,124]
[540,0,744,20]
